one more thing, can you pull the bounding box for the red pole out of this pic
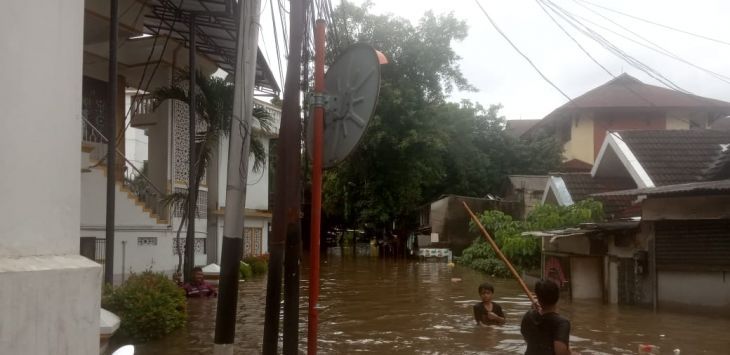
[308,19,326,355]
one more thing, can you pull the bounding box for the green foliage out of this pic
[243,255,268,276]
[102,271,186,343]
[239,261,253,280]
[322,4,563,230]
[152,70,273,277]
[459,200,604,276]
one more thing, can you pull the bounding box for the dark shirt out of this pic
[473,302,505,325]
[182,280,217,298]
[520,309,570,355]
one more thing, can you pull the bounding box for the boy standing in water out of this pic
[473,282,506,325]
[520,279,572,355]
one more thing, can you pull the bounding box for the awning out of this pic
[144,0,280,95]
[522,220,640,241]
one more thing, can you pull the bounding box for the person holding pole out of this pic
[520,279,573,355]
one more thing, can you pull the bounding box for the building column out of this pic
[0,1,101,354]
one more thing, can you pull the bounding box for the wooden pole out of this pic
[184,14,198,283]
[263,0,306,352]
[461,201,539,307]
[307,19,326,355]
[104,0,118,285]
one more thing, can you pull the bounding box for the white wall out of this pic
[81,228,208,283]
[0,0,100,353]
[81,162,165,227]
[216,135,271,211]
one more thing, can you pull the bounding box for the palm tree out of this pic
[152,69,274,278]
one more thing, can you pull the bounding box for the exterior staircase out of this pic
[81,117,169,225]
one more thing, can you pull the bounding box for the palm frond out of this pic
[151,86,188,110]
[252,107,275,133]
[250,138,267,173]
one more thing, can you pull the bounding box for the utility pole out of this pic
[263,0,306,353]
[214,0,261,353]
[185,14,198,282]
[104,0,118,285]
[307,19,326,355]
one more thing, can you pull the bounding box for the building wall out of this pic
[658,271,730,312]
[570,256,603,299]
[0,1,100,353]
[563,112,595,164]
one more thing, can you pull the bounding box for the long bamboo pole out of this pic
[461,201,539,307]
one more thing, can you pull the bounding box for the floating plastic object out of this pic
[673,349,681,355]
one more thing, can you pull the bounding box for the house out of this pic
[79,0,281,283]
[505,119,540,137]
[417,195,520,255]
[523,73,730,167]
[535,129,730,308]
[503,175,548,219]
[595,179,730,315]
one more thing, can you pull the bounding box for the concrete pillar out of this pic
[0,1,101,354]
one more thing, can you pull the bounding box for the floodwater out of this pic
[129,246,730,354]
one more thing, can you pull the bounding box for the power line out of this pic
[535,0,613,78]
[569,0,730,85]
[540,0,688,93]
[577,0,730,47]
[269,0,286,88]
[472,0,574,103]
[535,0,660,107]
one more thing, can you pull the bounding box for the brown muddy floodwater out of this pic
[128,247,730,354]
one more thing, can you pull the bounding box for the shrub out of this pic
[243,255,268,276]
[459,200,604,277]
[239,261,253,280]
[102,271,186,343]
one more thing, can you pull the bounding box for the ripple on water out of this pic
[133,251,730,354]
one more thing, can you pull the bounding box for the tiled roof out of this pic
[525,74,730,136]
[557,159,593,173]
[553,173,636,217]
[563,74,730,110]
[505,119,540,137]
[616,129,730,185]
[594,179,730,197]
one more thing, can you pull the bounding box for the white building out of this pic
[78,0,281,283]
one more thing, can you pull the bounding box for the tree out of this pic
[322,3,562,233]
[153,69,273,278]
[459,199,604,277]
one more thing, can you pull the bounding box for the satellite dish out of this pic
[306,44,381,168]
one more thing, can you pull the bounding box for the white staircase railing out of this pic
[81,117,168,222]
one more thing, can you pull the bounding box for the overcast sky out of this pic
[260,0,730,120]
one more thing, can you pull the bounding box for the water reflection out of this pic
[130,247,730,354]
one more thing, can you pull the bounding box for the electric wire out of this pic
[576,0,730,47]
[540,0,688,93]
[473,0,574,103]
[569,0,730,85]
